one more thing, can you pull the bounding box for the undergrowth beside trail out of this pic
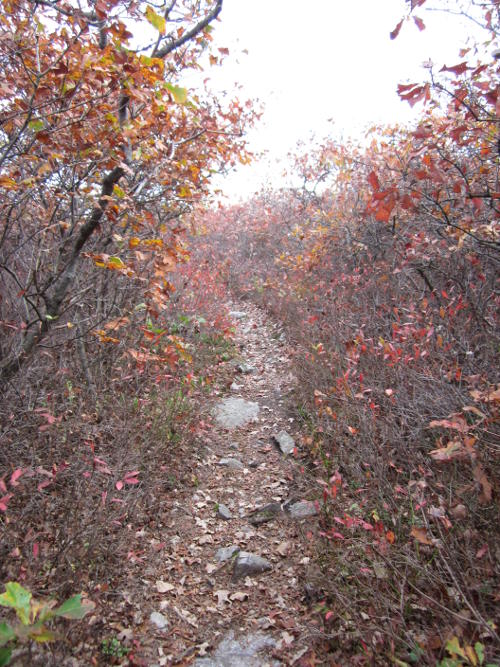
[188,103,500,665]
[0,280,238,664]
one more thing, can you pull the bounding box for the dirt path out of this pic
[138,302,322,666]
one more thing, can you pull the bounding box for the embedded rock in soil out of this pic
[215,545,240,562]
[248,502,283,526]
[286,500,318,519]
[193,630,278,667]
[273,430,295,455]
[214,397,260,429]
[218,457,244,469]
[237,362,256,374]
[229,311,248,320]
[217,503,233,520]
[232,552,273,581]
[149,611,168,631]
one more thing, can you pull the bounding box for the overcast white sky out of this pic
[195,0,488,200]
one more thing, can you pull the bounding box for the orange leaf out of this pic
[368,171,380,190]
[410,526,433,545]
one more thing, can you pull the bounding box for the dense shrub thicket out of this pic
[190,26,500,663]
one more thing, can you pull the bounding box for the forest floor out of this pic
[84,302,328,666]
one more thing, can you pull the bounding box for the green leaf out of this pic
[0,624,15,648]
[54,595,95,620]
[0,647,12,667]
[28,119,44,132]
[475,643,485,665]
[30,627,57,643]
[108,256,124,269]
[145,6,165,34]
[0,583,31,625]
[165,83,188,104]
[113,184,126,199]
[446,637,466,659]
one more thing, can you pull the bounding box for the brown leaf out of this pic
[410,526,433,545]
[473,463,493,504]
[156,580,175,593]
[213,589,230,605]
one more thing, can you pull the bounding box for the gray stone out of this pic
[218,457,244,470]
[232,552,272,581]
[214,397,260,429]
[193,630,278,667]
[149,611,168,631]
[273,430,295,455]
[217,503,233,520]
[286,500,318,519]
[229,311,248,320]
[215,545,240,562]
[237,362,256,374]
[248,502,283,526]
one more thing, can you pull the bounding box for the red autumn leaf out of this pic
[476,544,488,559]
[440,62,469,76]
[413,15,425,31]
[0,493,14,511]
[375,203,393,223]
[428,417,468,432]
[123,471,140,485]
[10,469,24,487]
[368,171,380,191]
[390,19,403,40]
[115,480,124,490]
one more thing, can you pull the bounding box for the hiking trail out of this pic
[140,302,322,666]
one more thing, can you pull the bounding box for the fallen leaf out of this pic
[213,590,230,605]
[156,580,175,593]
[277,540,291,556]
[196,642,210,656]
[473,463,493,504]
[229,591,248,602]
[279,630,295,647]
[410,526,433,545]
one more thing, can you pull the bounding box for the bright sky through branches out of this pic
[199,0,492,200]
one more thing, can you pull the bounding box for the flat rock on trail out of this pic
[137,303,321,666]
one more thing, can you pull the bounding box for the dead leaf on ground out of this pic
[156,580,175,593]
[229,591,248,602]
[213,589,230,605]
[410,526,434,545]
[473,463,493,503]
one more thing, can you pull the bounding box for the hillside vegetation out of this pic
[0,0,499,665]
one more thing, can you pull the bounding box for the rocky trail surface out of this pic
[138,303,323,666]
